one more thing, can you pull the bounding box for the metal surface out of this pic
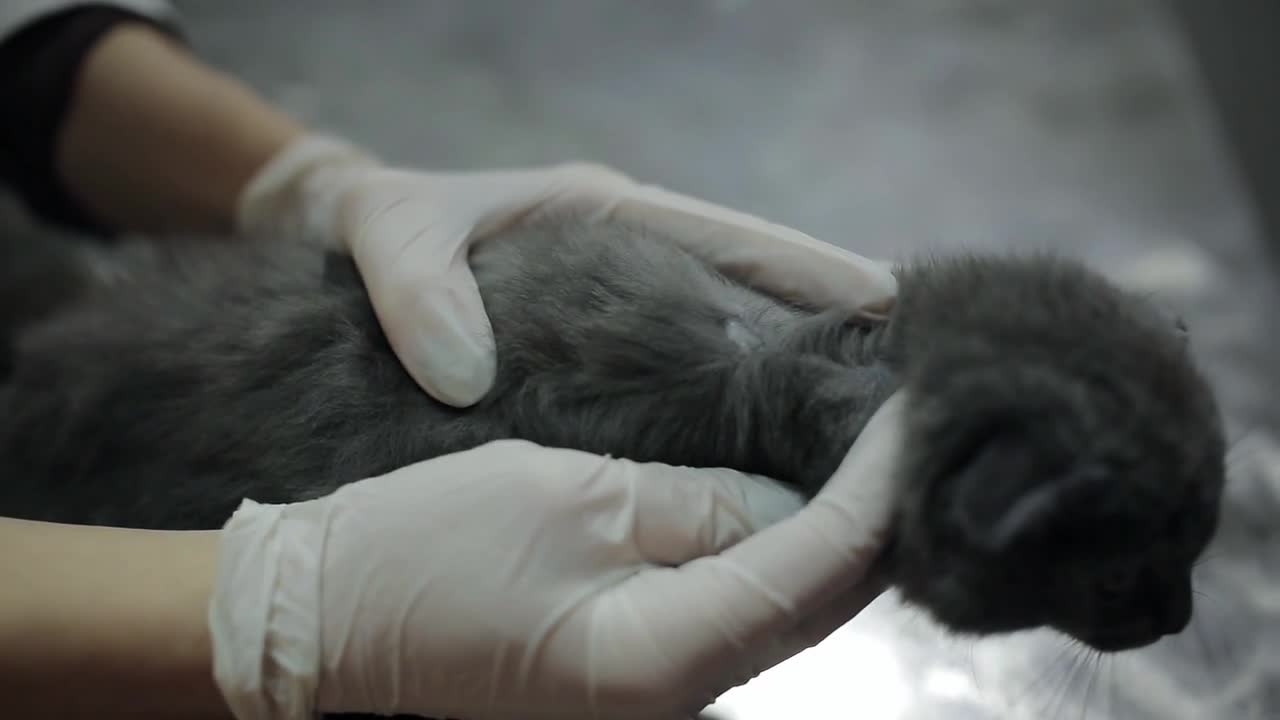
[168,1,1280,716]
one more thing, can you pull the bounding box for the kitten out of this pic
[0,214,1224,664]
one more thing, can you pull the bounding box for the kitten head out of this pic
[885,253,1225,652]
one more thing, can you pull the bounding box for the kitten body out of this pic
[0,215,1225,660]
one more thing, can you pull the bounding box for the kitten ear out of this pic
[949,431,1104,554]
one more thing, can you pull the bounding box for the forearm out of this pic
[0,6,306,235]
[0,517,231,719]
[57,22,304,233]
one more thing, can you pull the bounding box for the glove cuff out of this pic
[235,132,380,251]
[209,498,325,720]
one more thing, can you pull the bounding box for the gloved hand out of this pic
[208,392,908,720]
[235,134,898,407]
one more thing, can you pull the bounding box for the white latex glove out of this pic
[236,134,898,407]
[208,392,908,720]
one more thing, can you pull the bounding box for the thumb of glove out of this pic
[337,183,499,408]
[361,249,497,408]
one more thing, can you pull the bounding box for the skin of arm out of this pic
[0,18,314,718]
[55,21,305,233]
[0,517,231,719]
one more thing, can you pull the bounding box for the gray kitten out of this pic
[0,213,1224,665]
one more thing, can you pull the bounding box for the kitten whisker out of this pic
[1193,551,1223,569]
[1036,641,1076,720]
[966,638,984,700]
[1105,654,1118,719]
[1049,644,1088,720]
[1190,611,1221,680]
[1191,588,1220,605]
[1224,427,1260,470]
[1015,642,1076,713]
[1080,649,1102,720]
[1225,424,1258,451]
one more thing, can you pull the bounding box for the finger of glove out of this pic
[341,162,635,251]
[392,267,498,408]
[593,392,907,681]
[325,163,628,407]
[338,182,500,407]
[604,184,897,316]
[341,438,804,564]
[671,577,892,719]
[581,456,808,568]
[700,390,905,612]
[615,577,891,719]
[459,162,636,239]
[736,569,892,680]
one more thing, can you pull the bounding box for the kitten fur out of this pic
[0,215,1225,704]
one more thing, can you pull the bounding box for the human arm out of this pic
[53,21,303,233]
[2,4,896,408]
[0,518,230,719]
[0,4,302,234]
[0,393,905,720]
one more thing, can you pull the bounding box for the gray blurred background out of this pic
[171,1,1280,718]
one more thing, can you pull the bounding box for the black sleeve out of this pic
[0,5,183,235]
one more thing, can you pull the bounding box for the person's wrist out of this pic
[209,498,326,720]
[235,132,381,251]
[151,528,231,719]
